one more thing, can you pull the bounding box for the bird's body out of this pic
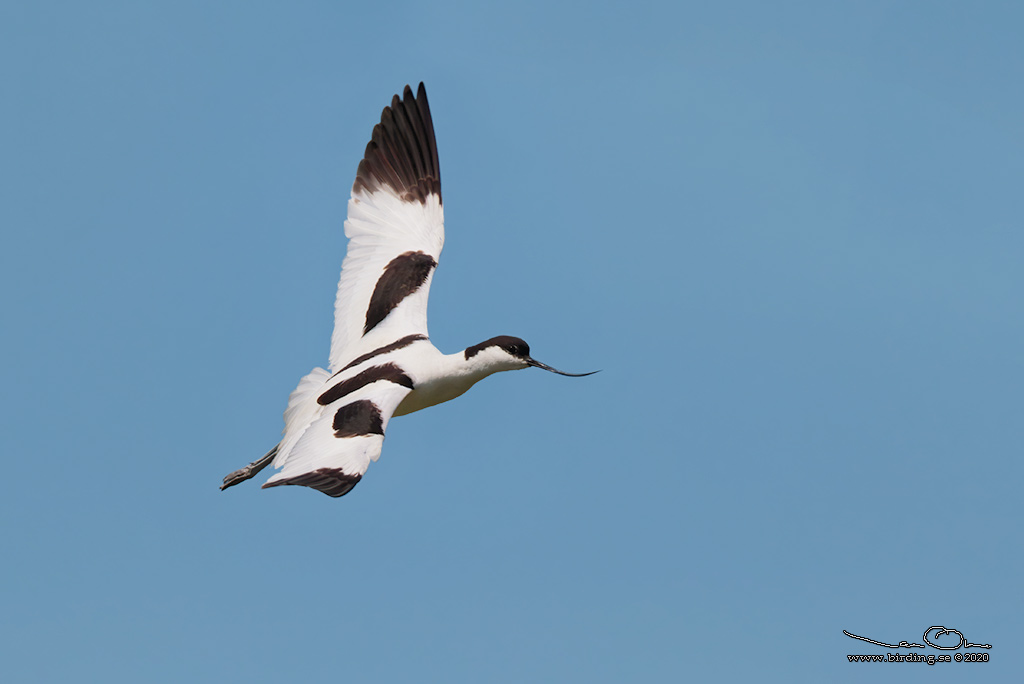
[392,346,495,417]
[221,83,594,498]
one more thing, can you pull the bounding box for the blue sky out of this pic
[2,1,1021,682]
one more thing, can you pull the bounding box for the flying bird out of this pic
[221,83,595,498]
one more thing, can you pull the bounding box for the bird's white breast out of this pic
[392,345,483,416]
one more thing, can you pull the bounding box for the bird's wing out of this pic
[263,371,414,497]
[328,83,444,373]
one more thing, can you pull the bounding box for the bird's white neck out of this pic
[392,346,524,417]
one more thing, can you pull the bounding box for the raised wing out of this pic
[263,371,414,497]
[328,83,444,373]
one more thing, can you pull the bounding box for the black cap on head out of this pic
[465,335,530,360]
[464,335,598,377]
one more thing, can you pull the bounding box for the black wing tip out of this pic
[262,468,362,498]
[402,82,426,102]
[352,82,441,204]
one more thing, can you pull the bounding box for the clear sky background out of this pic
[2,2,1021,682]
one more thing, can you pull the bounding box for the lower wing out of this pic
[262,380,412,497]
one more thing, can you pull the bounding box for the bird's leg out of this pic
[220,445,279,491]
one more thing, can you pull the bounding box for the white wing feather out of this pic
[328,189,443,371]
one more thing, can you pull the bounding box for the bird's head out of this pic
[464,335,598,376]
